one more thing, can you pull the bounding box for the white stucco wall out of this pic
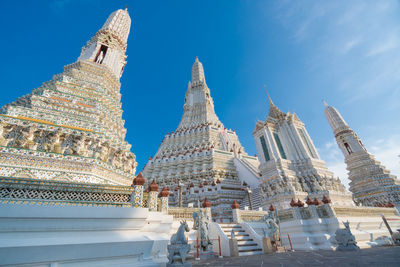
[0,203,173,266]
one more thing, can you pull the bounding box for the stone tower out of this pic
[324,102,400,206]
[143,57,260,220]
[0,8,137,186]
[253,94,353,209]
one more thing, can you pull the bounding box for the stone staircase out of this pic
[220,223,263,256]
[240,187,263,210]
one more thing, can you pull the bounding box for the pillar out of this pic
[231,200,241,223]
[130,172,145,208]
[229,238,239,257]
[148,180,159,211]
[202,198,212,220]
[262,237,274,254]
[160,187,170,213]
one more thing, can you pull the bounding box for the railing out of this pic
[240,157,261,177]
[0,177,133,207]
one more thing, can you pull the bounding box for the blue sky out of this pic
[0,0,399,186]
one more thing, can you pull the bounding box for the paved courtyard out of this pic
[191,246,400,266]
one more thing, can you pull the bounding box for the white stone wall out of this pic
[0,204,173,266]
[238,206,400,251]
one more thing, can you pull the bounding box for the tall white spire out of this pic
[143,57,260,219]
[178,57,221,129]
[324,102,349,136]
[78,8,131,78]
[101,8,131,44]
[191,56,206,83]
[0,7,137,186]
[324,102,400,206]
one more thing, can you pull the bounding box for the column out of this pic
[148,180,159,211]
[202,198,212,220]
[231,200,241,223]
[130,172,145,208]
[159,187,170,213]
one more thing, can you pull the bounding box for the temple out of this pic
[143,57,261,220]
[1,6,400,267]
[252,93,353,209]
[0,8,136,187]
[324,102,400,206]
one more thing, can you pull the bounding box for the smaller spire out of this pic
[191,56,205,83]
[264,84,274,106]
[264,85,285,120]
[323,99,329,108]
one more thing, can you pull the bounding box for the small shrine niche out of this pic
[94,45,108,64]
[344,142,353,155]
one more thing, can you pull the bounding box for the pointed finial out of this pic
[195,56,199,62]
[125,5,128,10]
[264,84,274,106]
[322,99,329,107]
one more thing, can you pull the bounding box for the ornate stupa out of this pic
[324,102,400,206]
[143,57,260,219]
[0,8,137,186]
[253,94,353,209]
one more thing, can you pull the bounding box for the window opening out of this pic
[273,132,287,159]
[344,142,353,155]
[260,135,270,161]
[94,45,108,64]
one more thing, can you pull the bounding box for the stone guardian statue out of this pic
[167,220,191,266]
[334,221,360,251]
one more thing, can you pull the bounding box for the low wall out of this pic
[168,207,198,221]
[236,205,400,251]
[0,203,173,266]
[334,206,400,248]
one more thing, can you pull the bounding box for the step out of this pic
[227,235,250,239]
[238,250,263,256]
[223,229,245,233]
[238,245,260,251]
[220,225,241,228]
[236,236,253,241]
[238,243,258,247]
[228,234,249,237]
[237,240,256,245]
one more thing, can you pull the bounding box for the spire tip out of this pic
[264,84,274,106]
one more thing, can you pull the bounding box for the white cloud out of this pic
[343,38,360,54]
[368,134,400,178]
[271,0,400,106]
[366,34,399,57]
[263,1,400,190]
[318,138,349,188]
